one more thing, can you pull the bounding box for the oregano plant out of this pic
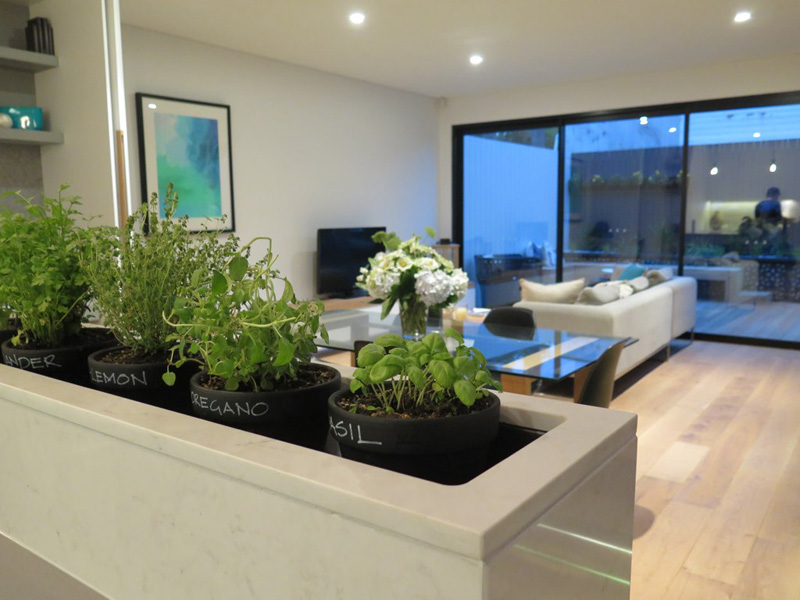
[0,186,91,348]
[163,237,329,392]
[83,184,236,358]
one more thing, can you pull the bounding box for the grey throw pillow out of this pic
[628,276,649,292]
[645,267,674,286]
[576,284,621,305]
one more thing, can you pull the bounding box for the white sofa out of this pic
[514,277,697,378]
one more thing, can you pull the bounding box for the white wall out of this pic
[438,53,800,238]
[122,26,438,300]
[32,0,117,225]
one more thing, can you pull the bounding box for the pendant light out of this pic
[710,145,719,175]
[769,149,777,173]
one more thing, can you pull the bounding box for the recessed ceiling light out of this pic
[639,116,648,125]
[147,103,157,109]
[734,11,752,23]
[668,127,677,133]
[469,54,484,66]
[753,132,761,138]
[349,12,365,25]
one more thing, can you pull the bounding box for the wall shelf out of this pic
[0,128,63,145]
[0,45,58,72]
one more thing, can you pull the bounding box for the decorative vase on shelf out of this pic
[399,296,428,340]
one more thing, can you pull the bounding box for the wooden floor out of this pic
[609,341,800,600]
[696,300,800,342]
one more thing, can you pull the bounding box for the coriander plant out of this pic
[348,329,501,413]
[84,184,236,358]
[0,186,91,347]
[163,237,329,392]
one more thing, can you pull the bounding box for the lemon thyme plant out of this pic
[0,186,91,348]
[162,237,329,392]
[344,329,501,417]
[84,184,236,359]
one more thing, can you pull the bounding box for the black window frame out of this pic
[452,90,800,350]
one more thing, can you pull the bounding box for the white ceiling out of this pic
[120,0,800,98]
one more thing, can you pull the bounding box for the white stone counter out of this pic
[0,363,637,599]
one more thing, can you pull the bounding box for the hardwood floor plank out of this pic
[758,440,800,544]
[646,441,709,483]
[678,375,758,447]
[662,568,735,600]
[630,500,714,600]
[731,537,800,600]
[681,355,799,586]
[611,342,800,599]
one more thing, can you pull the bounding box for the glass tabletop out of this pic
[317,307,634,382]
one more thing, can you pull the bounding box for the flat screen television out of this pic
[316,227,386,297]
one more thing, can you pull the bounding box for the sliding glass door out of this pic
[563,115,685,284]
[462,126,559,307]
[686,103,800,342]
[455,91,800,347]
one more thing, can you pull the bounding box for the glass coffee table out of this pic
[317,306,635,401]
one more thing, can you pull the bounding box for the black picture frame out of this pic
[135,93,235,232]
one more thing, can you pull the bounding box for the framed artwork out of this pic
[135,93,235,232]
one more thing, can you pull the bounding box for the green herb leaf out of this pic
[357,343,385,367]
[229,255,248,281]
[374,333,405,348]
[406,365,426,390]
[211,270,228,295]
[161,371,176,386]
[444,327,464,344]
[454,356,474,377]
[454,380,477,406]
[274,337,295,366]
[428,359,456,388]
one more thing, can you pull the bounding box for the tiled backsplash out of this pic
[0,146,43,202]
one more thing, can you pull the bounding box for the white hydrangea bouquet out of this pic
[356,228,468,338]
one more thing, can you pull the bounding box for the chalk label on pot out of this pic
[90,370,148,387]
[3,353,61,370]
[329,417,383,446]
[191,390,269,418]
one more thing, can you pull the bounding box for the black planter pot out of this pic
[189,364,342,449]
[0,318,21,344]
[87,346,197,414]
[1,328,115,385]
[327,390,501,485]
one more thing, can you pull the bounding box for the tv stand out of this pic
[322,295,376,311]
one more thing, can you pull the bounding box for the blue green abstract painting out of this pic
[154,113,222,219]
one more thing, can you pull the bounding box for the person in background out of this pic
[755,187,783,226]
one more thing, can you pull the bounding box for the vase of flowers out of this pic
[356,228,468,339]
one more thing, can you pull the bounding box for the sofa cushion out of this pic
[576,284,621,305]
[618,263,646,280]
[520,278,585,304]
[628,276,649,292]
[645,267,674,286]
[595,279,636,298]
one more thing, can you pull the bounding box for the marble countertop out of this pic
[0,363,636,560]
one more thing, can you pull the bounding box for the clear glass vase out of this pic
[399,296,428,340]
